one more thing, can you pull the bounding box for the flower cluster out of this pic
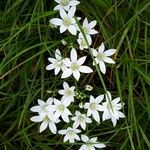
[30,0,125,149]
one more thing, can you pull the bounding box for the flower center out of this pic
[54,60,63,68]
[65,89,73,96]
[97,53,105,60]
[71,62,79,71]
[67,130,74,136]
[78,115,85,122]
[58,104,65,112]
[61,0,69,6]
[63,18,71,26]
[81,39,87,47]
[44,115,50,122]
[90,103,97,110]
[83,27,89,34]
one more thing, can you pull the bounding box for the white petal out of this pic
[80,121,86,130]
[68,25,77,35]
[92,111,100,123]
[83,18,88,27]
[103,57,115,64]
[87,109,92,116]
[90,95,95,103]
[91,48,98,57]
[58,129,67,135]
[60,24,68,33]
[89,20,97,28]
[63,81,69,89]
[64,5,70,11]
[55,0,61,3]
[55,49,61,60]
[49,122,57,134]
[118,111,125,118]
[84,103,89,109]
[48,58,56,63]
[50,18,63,26]
[111,117,117,126]
[64,134,70,142]
[81,135,89,142]
[30,116,43,122]
[54,5,62,10]
[79,66,93,73]
[68,6,76,18]
[61,69,72,78]
[71,48,77,62]
[102,110,109,121]
[63,58,72,67]
[104,49,116,56]
[73,71,80,81]
[40,121,48,132]
[69,1,80,6]
[99,61,106,74]
[94,143,106,148]
[62,112,70,123]
[89,29,98,35]
[77,56,86,65]
[30,106,41,112]
[95,94,104,103]
[54,67,60,75]
[46,64,55,70]
[74,134,80,141]
[105,91,112,101]
[112,97,120,104]
[98,43,105,53]
[60,8,67,19]
[58,90,65,95]
[73,121,79,129]
[79,145,86,150]
[38,99,45,106]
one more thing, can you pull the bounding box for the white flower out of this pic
[71,111,92,130]
[84,95,104,123]
[58,81,75,105]
[77,35,92,50]
[30,114,60,134]
[50,7,77,35]
[79,102,84,108]
[30,98,54,117]
[58,127,81,143]
[46,49,66,75]
[61,48,93,81]
[79,135,106,150]
[46,98,72,123]
[54,0,80,11]
[85,85,93,91]
[78,17,98,40]
[100,91,125,126]
[92,42,116,74]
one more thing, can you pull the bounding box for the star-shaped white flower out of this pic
[71,111,92,130]
[92,42,116,74]
[46,49,66,75]
[30,98,54,117]
[46,98,72,123]
[78,17,98,40]
[54,0,80,11]
[61,48,93,81]
[84,95,104,123]
[100,91,125,126]
[58,81,75,105]
[77,35,92,50]
[58,127,81,143]
[30,114,60,134]
[50,7,77,35]
[79,135,106,150]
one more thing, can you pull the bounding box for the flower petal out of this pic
[89,29,98,35]
[71,48,77,62]
[46,64,55,70]
[61,68,72,79]
[73,71,80,81]
[69,1,80,6]
[40,121,48,132]
[92,110,100,123]
[89,20,97,28]
[68,6,76,18]
[68,25,77,35]
[30,116,43,122]
[99,61,106,74]
[79,66,93,73]
[55,49,61,60]
[103,57,115,64]
[98,43,105,53]
[50,18,63,26]
[81,135,89,142]
[49,122,57,134]
[60,8,67,19]
[60,24,68,33]
[77,56,86,65]
[104,49,116,56]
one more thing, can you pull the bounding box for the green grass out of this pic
[0,0,150,149]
